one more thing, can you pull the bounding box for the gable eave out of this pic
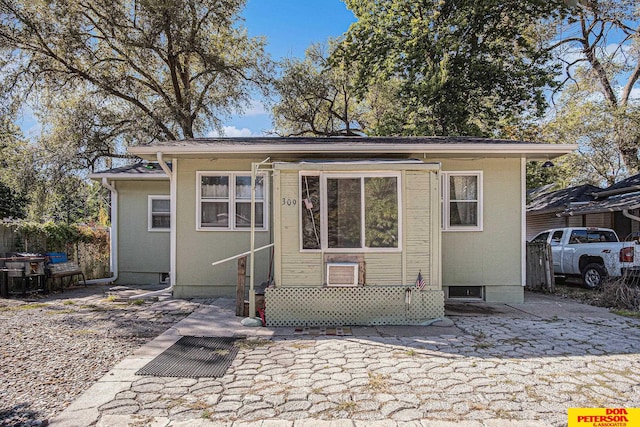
[128,140,576,161]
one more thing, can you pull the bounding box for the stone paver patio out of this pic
[53,293,640,427]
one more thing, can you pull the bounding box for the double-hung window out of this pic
[148,196,170,231]
[442,171,482,231]
[300,172,401,251]
[197,172,266,230]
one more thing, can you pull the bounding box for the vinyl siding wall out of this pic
[438,158,524,303]
[172,158,272,298]
[115,180,170,284]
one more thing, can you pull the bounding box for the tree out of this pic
[334,0,563,137]
[0,0,271,147]
[550,0,640,171]
[272,43,366,137]
[544,79,630,186]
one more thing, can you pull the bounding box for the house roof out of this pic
[89,162,169,180]
[527,184,601,215]
[561,191,640,216]
[593,173,640,198]
[127,137,576,161]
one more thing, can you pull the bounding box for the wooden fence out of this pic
[0,223,109,280]
[526,242,555,292]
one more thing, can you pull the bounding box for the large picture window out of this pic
[442,171,482,231]
[197,172,266,231]
[301,173,400,251]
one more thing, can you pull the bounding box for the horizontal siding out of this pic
[526,213,566,240]
[364,253,402,285]
[405,171,432,286]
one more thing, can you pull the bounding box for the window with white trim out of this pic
[300,172,401,251]
[442,171,482,231]
[148,196,170,231]
[197,172,267,230]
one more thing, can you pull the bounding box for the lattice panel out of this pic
[265,286,444,327]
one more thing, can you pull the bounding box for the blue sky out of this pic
[215,0,357,137]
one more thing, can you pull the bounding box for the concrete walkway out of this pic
[51,293,640,427]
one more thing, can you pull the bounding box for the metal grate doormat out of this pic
[136,336,240,378]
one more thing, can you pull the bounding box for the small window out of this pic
[442,172,483,231]
[530,232,549,243]
[148,196,170,231]
[569,229,618,244]
[197,172,267,231]
[551,230,564,244]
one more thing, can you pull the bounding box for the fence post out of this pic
[526,242,554,292]
[236,256,247,316]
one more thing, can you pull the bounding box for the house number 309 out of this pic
[282,198,297,206]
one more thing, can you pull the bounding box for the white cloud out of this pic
[207,126,254,137]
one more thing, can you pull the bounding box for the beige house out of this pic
[91,137,575,326]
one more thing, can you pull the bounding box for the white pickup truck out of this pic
[530,227,640,288]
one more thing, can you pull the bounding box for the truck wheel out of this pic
[582,263,606,289]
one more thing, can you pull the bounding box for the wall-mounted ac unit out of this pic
[326,262,359,287]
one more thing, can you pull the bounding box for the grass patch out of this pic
[73,329,98,335]
[289,342,314,350]
[366,372,390,391]
[0,303,48,312]
[47,309,75,315]
[188,400,208,410]
[105,295,118,302]
[63,300,76,305]
[611,309,640,319]
[235,339,272,350]
[335,400,357,414]
[129,299,145,306]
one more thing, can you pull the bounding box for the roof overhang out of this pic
[127,138,577,162]
[88,173,168,181]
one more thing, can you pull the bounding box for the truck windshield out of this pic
[568,230,618,244]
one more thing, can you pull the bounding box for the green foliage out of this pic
[0,181,27,219]
[335,0,563,137]
[0,0,271,143]
[272,43,366,136]
[5,220,109,253]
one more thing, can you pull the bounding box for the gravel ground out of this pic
[0,285,200,427]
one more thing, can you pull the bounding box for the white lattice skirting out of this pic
[265,286,445,327]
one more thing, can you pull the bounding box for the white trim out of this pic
[196,171,269,232]
[441,171,483,232]
[169,158,177,288]
[147,195,170,232]
[88,173,168,181]
[299,172,322,252]
[521,157,527,287]
[130,142,577,159]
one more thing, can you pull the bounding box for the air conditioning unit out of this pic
[326,263,359,287]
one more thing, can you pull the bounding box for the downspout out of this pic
[130,152,176,299]
[84,178,119,284]
[623,206,640,223]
